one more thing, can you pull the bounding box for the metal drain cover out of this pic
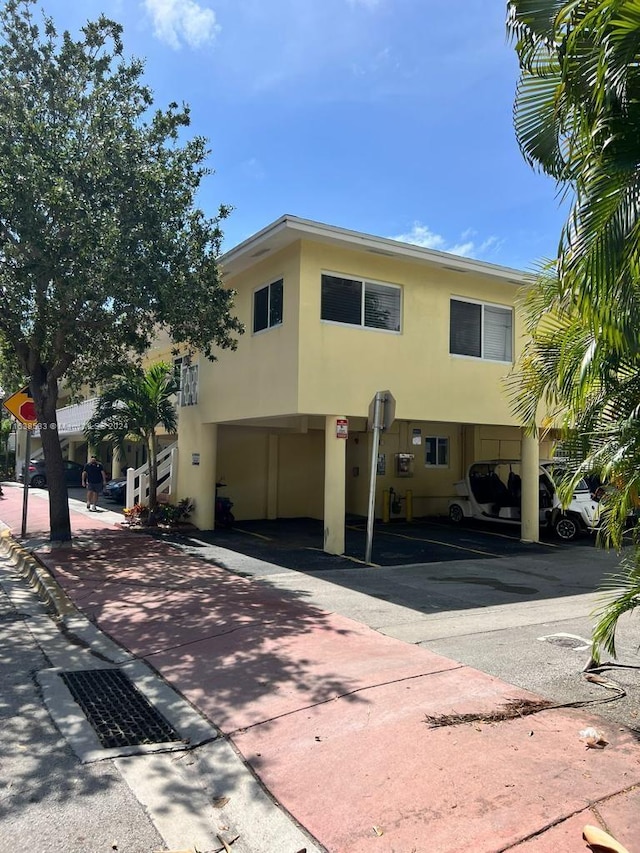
[60,669,182,749]
[538,632,591,651]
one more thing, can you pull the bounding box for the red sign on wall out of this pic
[336,418,348,439]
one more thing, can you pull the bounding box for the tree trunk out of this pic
[147,433,158,515]
[30,376,72,542]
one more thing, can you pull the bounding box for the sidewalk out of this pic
[1,483,638,852]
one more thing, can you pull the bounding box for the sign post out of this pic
[365,390,396,563]
[20,428,31,537]
[3,386,37,537]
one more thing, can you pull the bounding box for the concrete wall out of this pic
[296,240,523,425]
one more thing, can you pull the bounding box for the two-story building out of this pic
[173,215,552,553]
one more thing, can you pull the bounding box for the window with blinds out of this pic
[449,298,512,362]
[253,279,283,333]
[321,274,401,331]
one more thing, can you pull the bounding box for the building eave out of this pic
[220,215,533,286]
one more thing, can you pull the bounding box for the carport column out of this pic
[521,430,539,543]
[323,415,346,555]
[267,434,278,520]
[199,424,218,530]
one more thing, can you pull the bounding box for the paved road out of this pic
[167,529,640,733]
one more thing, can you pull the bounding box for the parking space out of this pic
[172,515,586,571]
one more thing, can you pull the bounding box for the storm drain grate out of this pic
[60,669,182,749]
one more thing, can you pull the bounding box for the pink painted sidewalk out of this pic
[1,484,638,852]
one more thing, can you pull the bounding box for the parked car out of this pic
[448,459,601,541]
[103,477,127,504]
[21,458,85,488]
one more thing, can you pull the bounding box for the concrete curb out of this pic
[0,528,77,618]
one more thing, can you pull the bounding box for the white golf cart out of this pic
[448,459,600,541]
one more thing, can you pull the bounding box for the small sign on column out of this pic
[336,418,348,439]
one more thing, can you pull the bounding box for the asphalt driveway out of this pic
[162,514,592,572]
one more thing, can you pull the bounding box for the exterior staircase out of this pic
[125,442,178,507]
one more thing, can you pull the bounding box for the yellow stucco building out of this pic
[166,215,552,552]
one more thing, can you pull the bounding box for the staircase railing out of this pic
[125,442,178,508]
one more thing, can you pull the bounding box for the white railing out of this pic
[33,398,98,438]
[31,438,69,461]
[126,442,178,508]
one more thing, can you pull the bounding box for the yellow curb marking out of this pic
[231,527,273,541]
[303,546,381,568]
[349,520,559,552]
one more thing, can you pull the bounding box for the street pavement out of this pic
[0,482,638,853]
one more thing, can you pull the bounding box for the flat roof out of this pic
[220,214,532,285]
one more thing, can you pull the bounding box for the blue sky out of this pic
[36,0,567,271]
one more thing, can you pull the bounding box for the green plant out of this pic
[156,498,194,525]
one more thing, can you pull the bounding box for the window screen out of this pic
[253,279,283,333]
[253,286,269,333]
[321,274,401,330]
[450,299,481,357]
[321,275,362,325]
[269,279,283,327]
[365,282,401,331]
[483,305,512,361]
[450,298,512,361]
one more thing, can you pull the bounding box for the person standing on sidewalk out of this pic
[82,456,107,511]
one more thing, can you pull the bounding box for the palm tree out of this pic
[507,1,640,661]
[85,362,179,515]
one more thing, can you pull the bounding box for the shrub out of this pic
[156,497,194,525]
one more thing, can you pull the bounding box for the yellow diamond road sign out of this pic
[3,386,37,427]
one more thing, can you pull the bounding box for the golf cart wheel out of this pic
[554,514,578,541]
[449,503,464,524]
[30,475,46,488]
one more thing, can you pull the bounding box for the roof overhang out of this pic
[220,215,533,285]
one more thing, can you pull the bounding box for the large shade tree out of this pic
[85,362,179,516]
[507,0,640,660]
[0,0,242,540]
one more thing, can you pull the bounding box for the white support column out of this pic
[323,415,346,555]
[126,467,135,508]
[169,445,179,497]
[521,430,540,543]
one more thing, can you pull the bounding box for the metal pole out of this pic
[365,392,384,563]
[21,428,31,537]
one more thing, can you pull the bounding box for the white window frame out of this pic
[320,271,402,333]
[173,356,183,391]
[253,278,283,334]
[425,436,449,468]
[180,362,199,407]
[449,296,513,363]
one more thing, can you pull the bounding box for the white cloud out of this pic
[240,158,266,181]
[142,0,220,50]
[389,222,501,260]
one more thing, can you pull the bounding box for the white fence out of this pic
[125,442,178,507]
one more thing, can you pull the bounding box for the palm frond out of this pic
[591,553,640,660]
